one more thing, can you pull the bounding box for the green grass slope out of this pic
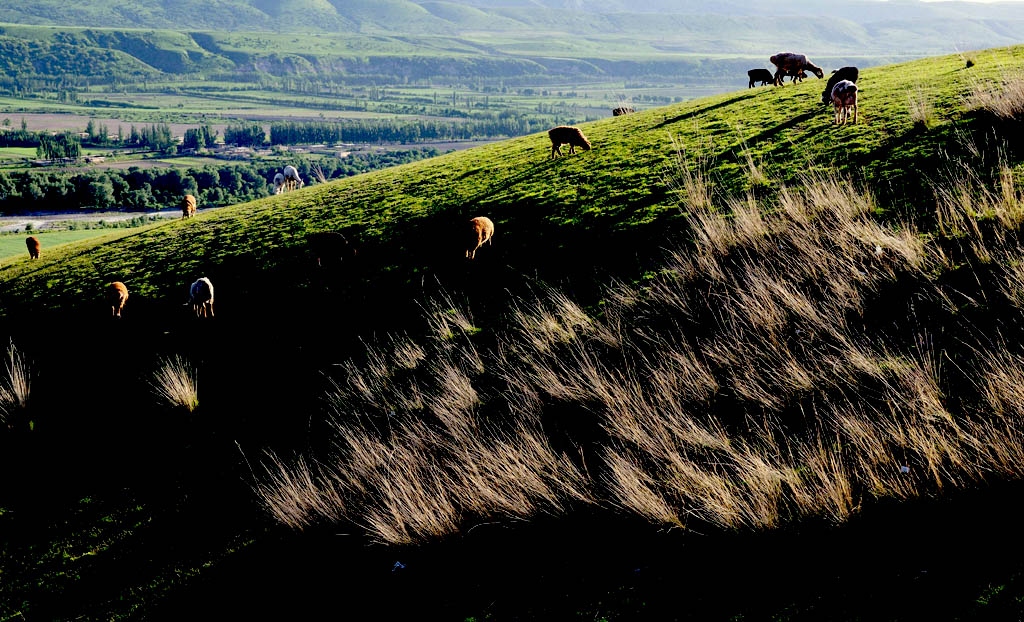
[0,231,126,261]
[2,46,1022,321]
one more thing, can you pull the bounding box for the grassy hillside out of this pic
[2,46,1022,320]
[0,34,160,79]
[6,46,1024,620]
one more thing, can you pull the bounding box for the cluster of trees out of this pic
[125,123,176,152]
[182,125,218,151]
[36,133,82,161]
[0,119,82,160]
[0,119,36,147]
[85,119,113,144]
[0,149,439,213]
[224,124,267,148]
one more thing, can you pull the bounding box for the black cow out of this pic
[748,68,774,88]
[822,67,860,105]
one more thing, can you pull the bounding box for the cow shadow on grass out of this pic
[742,110,820,147]
[653,93,758,129]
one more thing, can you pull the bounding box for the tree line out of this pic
[0,119,188,154]
[0,150,439,214]
[258,115,547,147]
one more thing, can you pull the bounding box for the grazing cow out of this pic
[106,281,128,318]
[308,231,357,268]
[25,236,39,260]
[822,66,860,105]
[548,126,591,159]
[181,194,197,219]
[465,217,495,260]
[831,80,859,125]
[273,173,286,195]
[612,106,635,116]
[282,165,304,192]
[769,52,825,86]
[188,277,214,318]
[748,68,774,88]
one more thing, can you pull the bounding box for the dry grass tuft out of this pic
[907,85,937,129]
[967,72,1024,119]
[151,356,199,412]
[310,163,328,185]
[0,341,31,425]
[665,131,714,212]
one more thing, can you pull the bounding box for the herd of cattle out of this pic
[17,59,864,318]
[747,52,860,125]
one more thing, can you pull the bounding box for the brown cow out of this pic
[612,107,635,116]
[182,194,197,219]
[25,236,40,260]
[548,126,592,159]
[465,217,495,259]
[769,52,824,86]
[106,282,129,318]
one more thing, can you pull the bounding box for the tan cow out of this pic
[182,194,197,219]
[106,282,129,318]
[465,217,495,259]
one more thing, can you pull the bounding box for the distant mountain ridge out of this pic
[3,0,1024,84]
[2,0,1024,47]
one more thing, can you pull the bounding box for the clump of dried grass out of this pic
[907,85,937,129]
[967,72,1024,120]
[151,356,199,412]
[0,341,31,426]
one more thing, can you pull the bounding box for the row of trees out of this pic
[262,115,547,146]
[269,122,343,146]
[224,124,267,148]
[0,119,186,154]
[0,119,83,160]
[0,149,439,213]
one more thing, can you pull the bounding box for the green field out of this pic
[0,229,152,260]
[5,45,1024,620]
[0,146,36,159]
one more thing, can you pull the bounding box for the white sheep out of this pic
[189,277,214,318]
[282,165,304,192]
[272,173,286,195]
